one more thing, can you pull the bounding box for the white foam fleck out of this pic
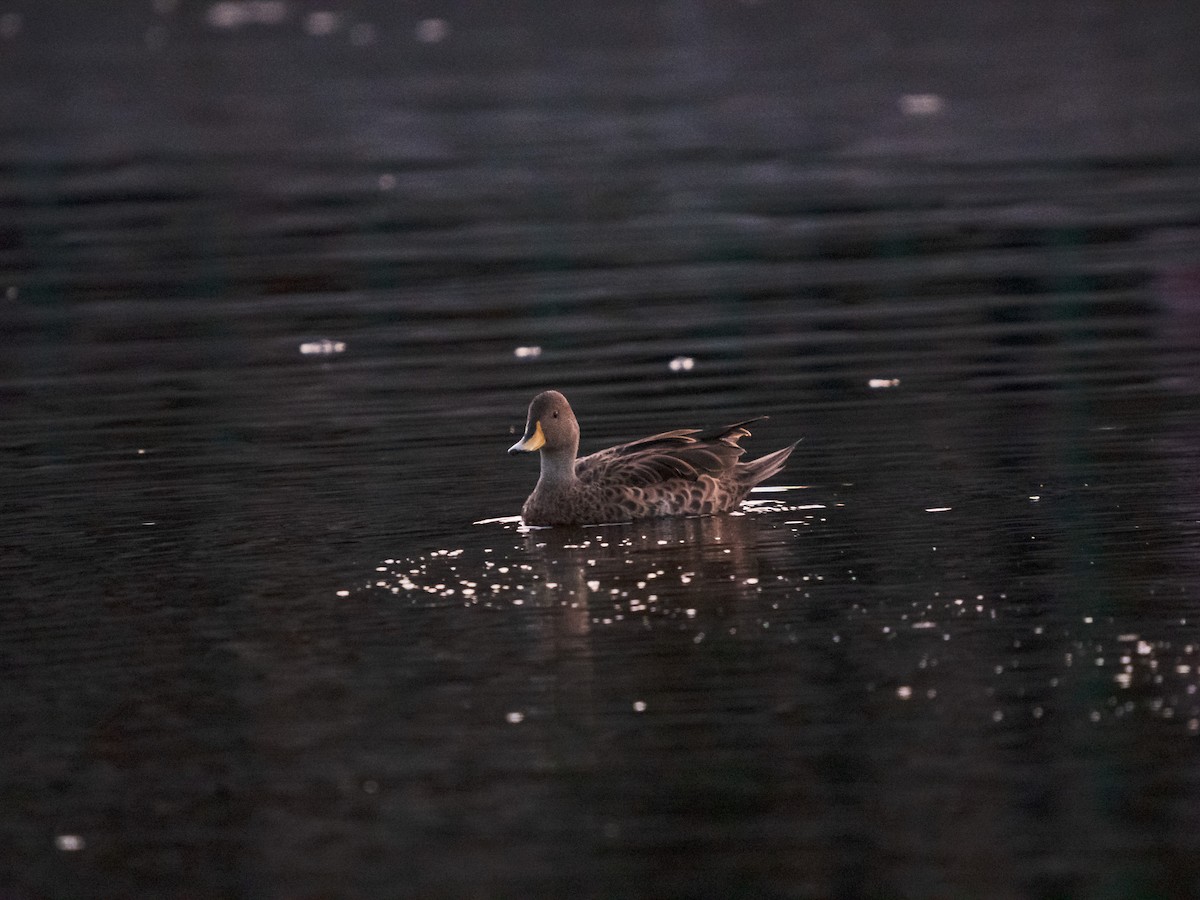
[300,339,346,355]
[206,2,245,28]
[415,17,449,43]
[899,93,944,116]
[304,10,340,35]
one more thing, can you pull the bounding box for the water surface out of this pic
[3,4,1200,898]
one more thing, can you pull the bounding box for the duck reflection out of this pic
[518,513,774,639]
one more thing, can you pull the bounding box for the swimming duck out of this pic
[507,390,797,526]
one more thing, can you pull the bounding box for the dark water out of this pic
[3,3,1200,898]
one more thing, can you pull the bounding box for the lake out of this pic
[2,3,1200,898]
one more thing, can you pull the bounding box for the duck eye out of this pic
[552,411,559,418]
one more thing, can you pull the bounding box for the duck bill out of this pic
[508,419,545,455]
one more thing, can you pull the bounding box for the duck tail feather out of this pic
[741,441,799,485]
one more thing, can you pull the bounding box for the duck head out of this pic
[508,390,580,460]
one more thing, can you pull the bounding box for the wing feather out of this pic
[575,419,764,487]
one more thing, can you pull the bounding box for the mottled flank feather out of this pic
[507,391,797,526]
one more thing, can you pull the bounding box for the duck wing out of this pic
[575,419,763,487]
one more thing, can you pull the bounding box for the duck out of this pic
[507,390,798,526]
